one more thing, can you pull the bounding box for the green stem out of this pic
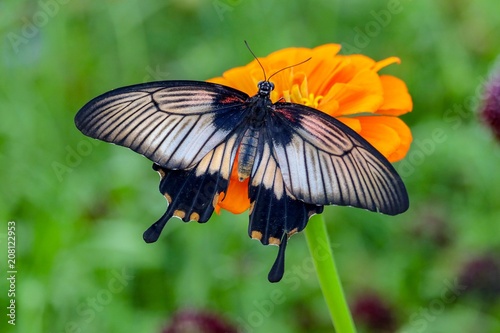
[304,214,357,333]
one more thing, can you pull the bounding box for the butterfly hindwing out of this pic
[248,130,324,282]
[143,131,241,243]
[144,131,243,243]
[248,130,323,244]
[75,80,249,169]
[269,103,409,215]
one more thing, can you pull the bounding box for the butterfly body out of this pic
[236,81,275,180]
[75,78,408,282]
[238,127,260,181]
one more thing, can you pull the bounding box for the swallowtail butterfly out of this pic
[75,59,408,282]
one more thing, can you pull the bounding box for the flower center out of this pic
[285,74,324,108]
[301,93,323,108]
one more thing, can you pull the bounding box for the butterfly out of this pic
[75,63,409,283]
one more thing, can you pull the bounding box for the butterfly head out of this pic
[257,80,274,98]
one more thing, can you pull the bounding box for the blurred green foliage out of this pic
[1,0,500,332]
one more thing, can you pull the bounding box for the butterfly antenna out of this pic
[268,57,312,82]
[245,40,267,81]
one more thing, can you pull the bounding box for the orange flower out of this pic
[207,44,412,214]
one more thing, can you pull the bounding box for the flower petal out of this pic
[322,69,383,116]
[341,54,376,71]
[357,116,412,162]
[338,117,362,132]
[377,75,413,116]
[372,57,401,72]
[207,65,259,96]
[216,177,250,214]
[214,154,251,214]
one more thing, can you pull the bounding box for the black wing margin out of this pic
[269,103,409,215]
[75,80,249,169]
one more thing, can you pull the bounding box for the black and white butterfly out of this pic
[75,73,409,282]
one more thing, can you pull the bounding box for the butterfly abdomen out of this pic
[236,93,274,181]
[237,127,260,181]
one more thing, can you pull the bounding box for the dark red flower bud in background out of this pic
[352,293,396,333]
[458,254,500,303]
[480,65,500,141]
[162,309,239,333]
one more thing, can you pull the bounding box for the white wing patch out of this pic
[251,138,285,200]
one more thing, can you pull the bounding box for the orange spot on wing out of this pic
[251,230,263,240]
[269,237,281,245]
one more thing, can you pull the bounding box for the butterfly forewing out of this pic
[269,103,409,215]
[75,81,249,169]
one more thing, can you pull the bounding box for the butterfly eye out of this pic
[257,81,274,96]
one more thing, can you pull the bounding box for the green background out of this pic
[1,0,500,332]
